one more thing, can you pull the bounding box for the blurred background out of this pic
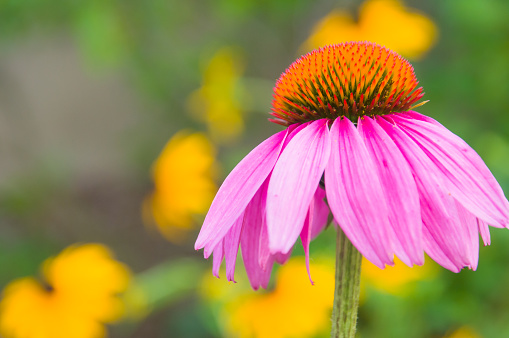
[1,0,509,337]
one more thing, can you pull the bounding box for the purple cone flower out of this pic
[195,42,509,289]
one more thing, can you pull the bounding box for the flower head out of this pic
[271,42,424,125]
[205,258,335,338]
[304,0,437,59]
[195,41,509,289]
[144,131,217,242]
[188,47,246,144]
[0,244,131,338]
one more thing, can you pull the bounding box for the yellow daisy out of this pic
[188,47,246,144]
[144,131,217,242]
[304,0,438,59]
[0,244,131,338]
[215,258,335,338]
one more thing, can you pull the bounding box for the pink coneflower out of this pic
[195,41,509,289]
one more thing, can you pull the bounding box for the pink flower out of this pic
[195,42,509,289]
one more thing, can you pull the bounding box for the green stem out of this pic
[331,227,362,338]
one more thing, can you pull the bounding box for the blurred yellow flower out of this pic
[223,258,335,338]
[444,326,481,338]
[144,131,217,242]
[0,244,131,338]
[304,0,437,59]
[361,256,436,296]
[188,47,246,144]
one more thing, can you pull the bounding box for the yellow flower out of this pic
[223,258,335,338]
[144,131,217,242]
[304,0,437,59]
[0,244,131,338]
[188,47,246,143]
[444,326,481,338]
[361,256,436,296]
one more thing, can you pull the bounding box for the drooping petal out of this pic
[358,116,423,266]
[224,213,244,282]
[378,116,472,272]
[299,185,330,284]
[212,242,224,278]
[392,114,509,228]
[258,220,293,270]
[196,128,289,256]
[310,187,329,239]
[300,203,314,284]
[256,124,312,269]
[272,251,292,265]
[258,220,271,270]
[478,219,491,246]
[455,201,480,270]
[325,117,394,268]
[420,195,478,271]
[421,226,458,272]
[423,201,479,271]
[267,119,331,254]
[240,180,273,290]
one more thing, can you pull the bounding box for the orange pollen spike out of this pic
[270,41,425,126]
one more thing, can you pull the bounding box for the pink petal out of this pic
[300,203,314,284]
[281,122,311,150]
[272,251,292,265]
[240,180,273,290]
[212,241,224,278]
[378,116,476,272]
[310,187,329,239]
[478,219,491,246]
[196,128,289,255]
[267,119,331,254]
[399,111,442,125]
[258,220,271,270]
[298,186,329,285]
[358,116,423,266]
[420,192,465,271]
[421,226,458,272]
[392,114,509,228]
[224,213,244,282]
[423,201,479,271]
[258,220,294,269]
[325,117,394,268]
[455,201,480,270]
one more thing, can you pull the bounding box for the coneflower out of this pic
[195,42,509,335]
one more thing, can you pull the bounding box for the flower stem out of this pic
[331,227,362,338]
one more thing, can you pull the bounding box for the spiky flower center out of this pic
[270,41,425,126]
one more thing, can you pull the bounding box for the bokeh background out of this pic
[1,0,509,337]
